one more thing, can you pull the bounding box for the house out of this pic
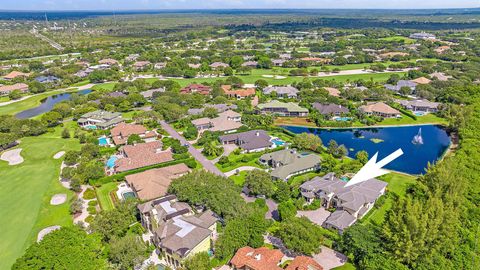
[74,70,90,78]
[241,61,258,67]
[300,57,330,64]
[154,62,167,69]
[125,54,140,62]
[312,103,349,117]
[125,164,190,201]
[279,53,292,59]
[98,58,119,66]
[257,100,309,117]
[397,99,440,113]
[378,52,409,59]
[359,102,401,118]
[110,123,157,145]
[411,77,431,85]
[2,71,30,80]
[324,87,341,97]
[133,61,151,71]
[210,62,229,69]
[260,149,321,180]
[262,86,299,98]
[384,80,417,93]
[272,59,286,67]
[108,91,127,98]
[409,32,436,40]
[434,46,451,54]
[0,83,29,96]
[286,256,323,270]
[430,72,451,81]
[222,85,256,99]
[219,130,274,153]
[300,172,387,232]
[188,63,201,69]
[114,141,173,172]
[137,195,217,269]
[77,110,124,129]
[180,84,212,95]
[230,246,284,270]
[140,88,165,100]
[35,75,60,84]
[187,104,238,116]
[191,110,242,133]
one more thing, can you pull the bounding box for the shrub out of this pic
[83,188,96,200]
[85,215,94,224]
[87,206,97,215]
[88,200,98,207]
[218,156,230,165]
[184,159,197,169]
[70,198,83,214]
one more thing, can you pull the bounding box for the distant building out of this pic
[133,61,151,71]
[384,80,417,94]
[312,103,349,117]
[411,77,431,85]
[262,86,299,98]
[98,58,119,66]
[114,141,173,172]
[2,71,30,80]
[0,83,29,96]
[140,88,165,100]
[219,130,274,153]
[257,100,309,117]
[272,59,286,67]
[324,87,341,97]
[209,62,229,69]
[241,61,258,67]
[409,32,436,40]
[397,99,440,113]
[187,103,238,116]
[260,149,321,180]
[430,72,451,81]
[110,123,157,145]
[359,102,401,118]
[222,85,256,99]
[191,110,242,133]
[77,110,124,130]
[180,84,212,95]
[286,256,324,270]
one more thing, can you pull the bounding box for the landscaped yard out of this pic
[332,262,357,270]
[216,151,264,172]
[376,113,448,126]
[0,126,81,270]
[96,182,118,211]
[228,170,249,186]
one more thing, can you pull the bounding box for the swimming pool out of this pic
[85,125,97,130]
[271,138,285,146]
[334,117,352,122]
[106,156,118,168]
[414,111,426,116]
[122,191,136,200]
[98,137,108,146]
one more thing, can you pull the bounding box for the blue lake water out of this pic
[283,124,451,175]
[15,89,92,119]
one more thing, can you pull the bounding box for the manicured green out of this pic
[332,262,357,270]
[376,113,448,126]
[0,127,81,270]
[96,182,118,211]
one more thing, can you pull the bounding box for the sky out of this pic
[1,0,479,11]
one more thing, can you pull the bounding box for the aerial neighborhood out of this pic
[1,8,479,270]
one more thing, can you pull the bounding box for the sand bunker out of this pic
[50,194,67,205]
[37,226,61,242]
[53,151,65,159]
[274,75,286,79]
[262,75,274,78]
[0,148,24,165]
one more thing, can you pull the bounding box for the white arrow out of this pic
[345,148,404,187]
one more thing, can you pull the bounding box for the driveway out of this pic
[160,121,224,176]
[212,144,237,164]
[296,208,332,226]
[313,246,348,270]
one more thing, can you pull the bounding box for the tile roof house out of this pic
[262,86,299,98]
[430,72,451,81]
[241,61,258,67]
[138,195,217,269]
[300,172,387,233]
[359,102,401,118]
[125,164,191,201]
[230,246,284,270]
[257,100,309,117]
[2,71,30,80]
[397,99,440,113]
[219,130,274,153]
[133,61,151,70]
[384,80,417,94]
[98,58,119,66]
[191,110,242,133]
[272,59,286,67]
[411,77,431,85]
[0,83,29,96]
[285,256,323,270]
[210,62,229,69]
[187,103,238,116]
[222,85,256,99]
[140,88,165,100]
[110,123,157,145]
[260,149,321,180]
[77,110,124,129]
[35,76,60,84]
[114,141,174,172]
[180,84,212,95]
[324,87,341,97]
[312,103,349,116]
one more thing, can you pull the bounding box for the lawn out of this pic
[332,262,357,270]
[96,182,118,211]
[377,113,448,126]
[0,127,81,270]
[274,117,318,128]
[228,170,249,186]
[216,151,264,172]
[379,36,415,44]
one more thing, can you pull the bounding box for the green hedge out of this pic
[90,158,195,186]
[390,102,417,120]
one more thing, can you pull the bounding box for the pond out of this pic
[283,124,451,175]
[15,89,92,119]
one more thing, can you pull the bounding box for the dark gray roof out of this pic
[312,103,349,115]
[325,210,356,231]
[219,130,273,151]
[384,80,417,92]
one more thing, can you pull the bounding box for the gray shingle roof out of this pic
[325,210,357,231]
[312,103,349,115]
[219,130,273,151]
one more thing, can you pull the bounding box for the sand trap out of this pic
[0,148,24,165]
[274,75,286,79]
[53,151,65,159]
[37,226,61,242]
[262,75,274,78]
[50,194,67,205]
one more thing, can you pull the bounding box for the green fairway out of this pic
[376,113,448,126]
[379,36,415,44]
[96,182,118,211]
[0,127,81,269]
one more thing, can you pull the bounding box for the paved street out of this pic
[160,121,225,176]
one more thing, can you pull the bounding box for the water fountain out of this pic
[412,128,424,145]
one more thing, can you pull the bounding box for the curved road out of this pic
[160,121,225,177]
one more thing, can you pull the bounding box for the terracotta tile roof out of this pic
[99,58,119,65]
[359,102,400,115]
[3,71,30,80]
[111,123,149,145]
[115,141,173,172]
[0,83,29,93]
[411,77,431,85]
[324,87,340,97]
[180,84,212,95]
[230,247,284,270]
[286,256,323,270]
[125,164,191,201]
[222,85,256,97]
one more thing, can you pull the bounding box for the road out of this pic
[160,121,225,177]
[30,29,64,51]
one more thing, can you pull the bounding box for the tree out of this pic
[293,132,323,152]
[41,111,63,127]
[245,169,274,197]
[254,79,268,90]
[183,125,198,140]
[108,235,148,270]
[202,141,222,157]
[399,86,412,96]
[8,90,22,100]
[229,56,244,69]
[127,134,144,145]
[202,107,219,118]
[64,150,79,165]
[183,252,212,270]
[278,200,297,221]
[90,201,137,242]
[274,217,324,255]
[274,180,291,202]
[12,227,107,270]
[355,150,369,165]
[224,67,234,76]
[257,56,272,69]
[62,128,70,139]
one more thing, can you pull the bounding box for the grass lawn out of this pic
[229,170,249,186]
[377,113,448,126]
[0,126,81,270]
[332,262,357,270]
[216,152,264,172]
[71,80,91,87]
[274,117,317,128]
[96,182,118,211]
[379,36,415,44]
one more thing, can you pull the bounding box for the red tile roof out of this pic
[222,85,256,97]
[180,84,212,95]
[230,247,284,270]
[285,256,323,270]
[111,123,149,145]
[3,71,30,80]
[115,141,173,172]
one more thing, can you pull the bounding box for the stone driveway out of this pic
[313,246,348,270]
[296,208,332,226]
